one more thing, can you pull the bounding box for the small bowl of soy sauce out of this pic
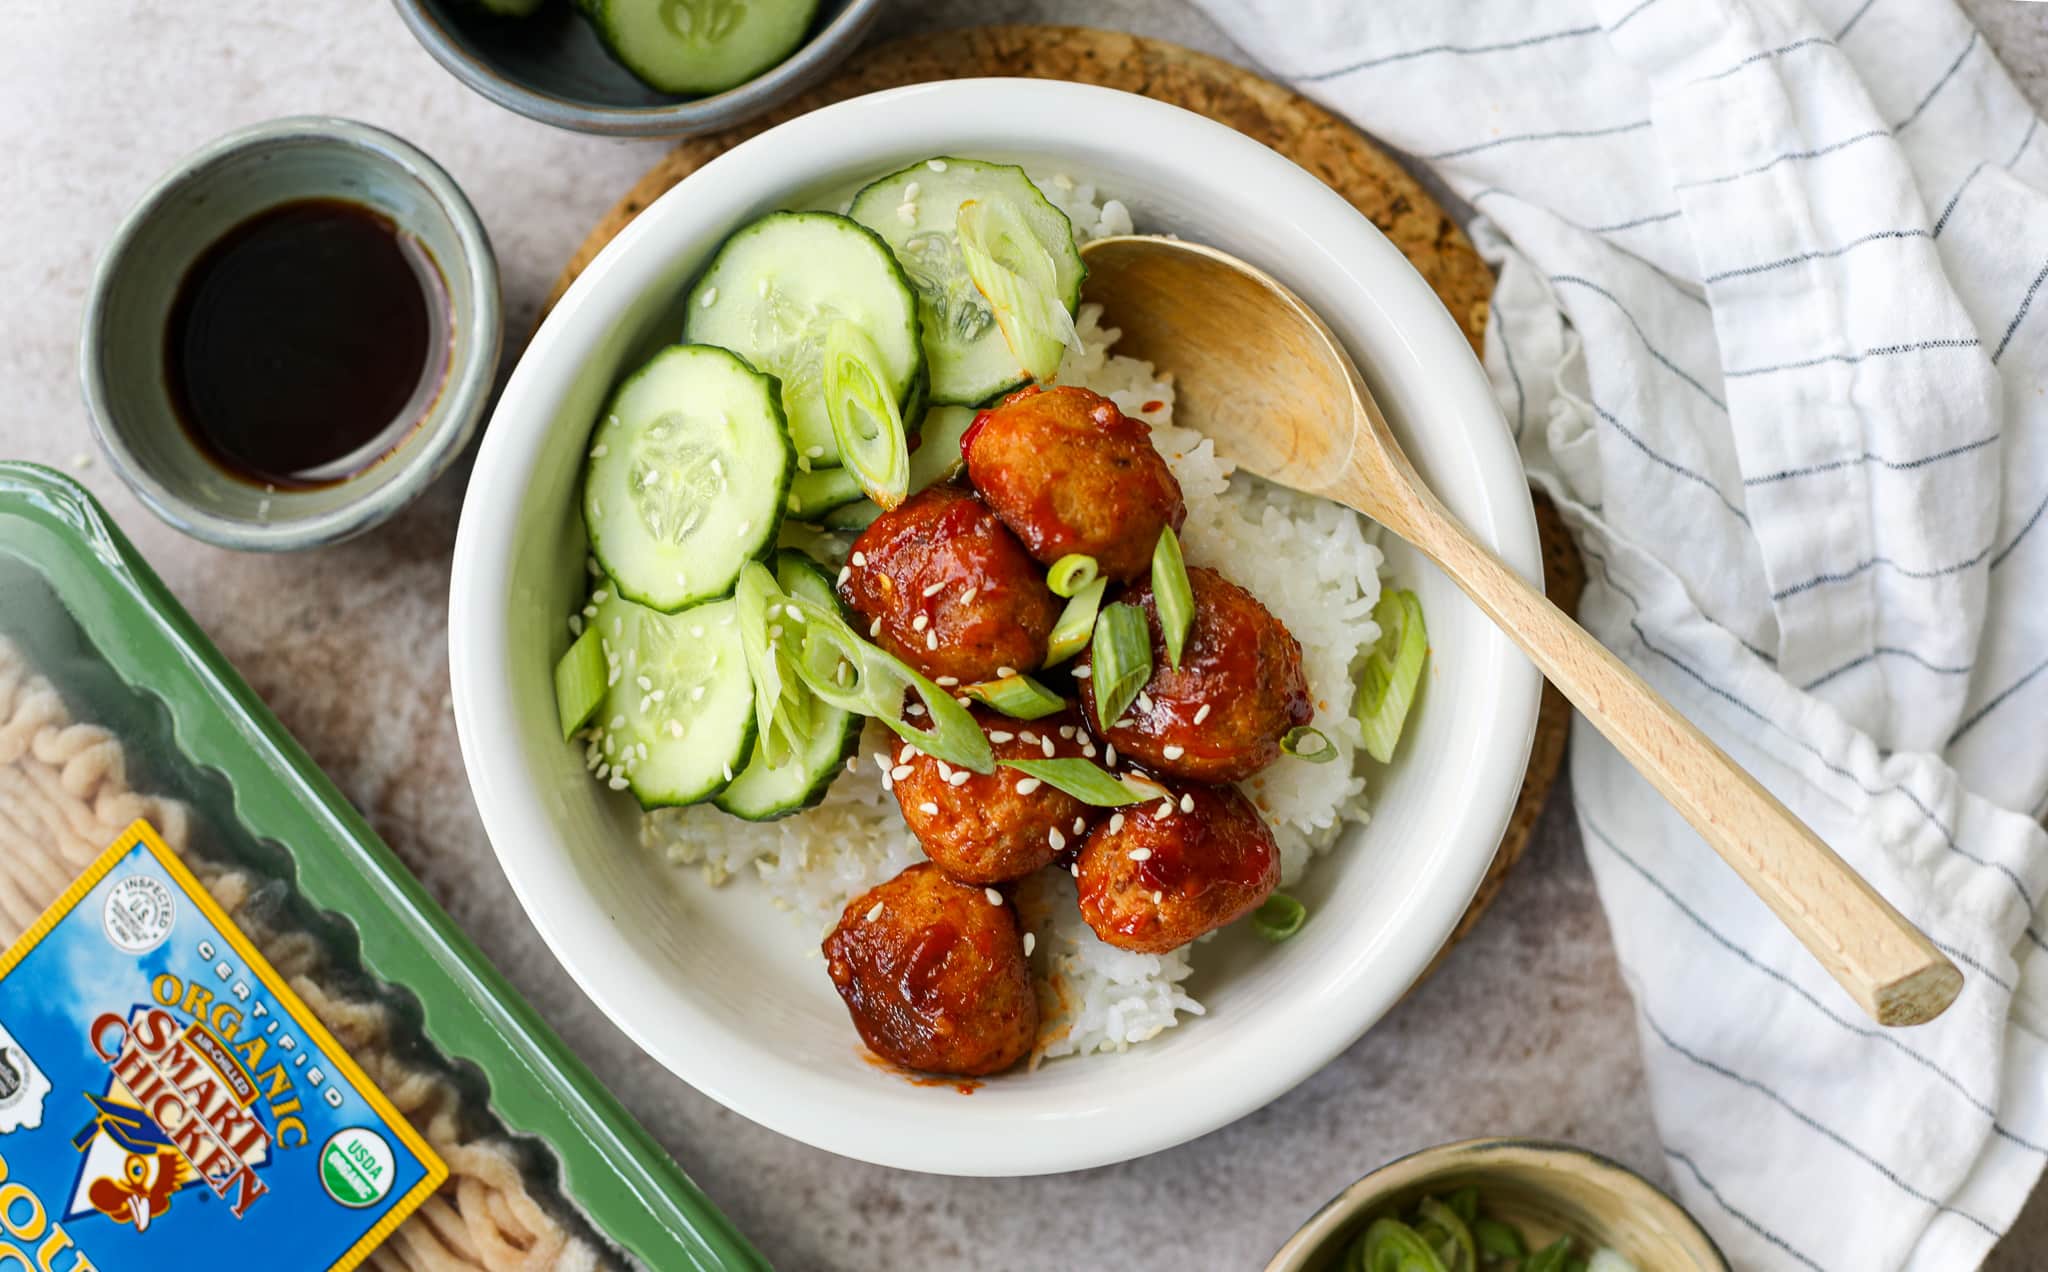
[81,116,500,551]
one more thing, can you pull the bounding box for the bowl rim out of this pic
[1263,1137,1732,1271]
[77,115,502,553]
[447,77,1546,1175]
[389,0,886,138]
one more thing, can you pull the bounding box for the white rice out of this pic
[642,177,1385,1061]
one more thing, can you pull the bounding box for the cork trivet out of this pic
[548,25,1580,979]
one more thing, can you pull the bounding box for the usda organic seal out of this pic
[321,1127,397,1208]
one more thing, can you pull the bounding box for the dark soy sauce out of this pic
[164,198,449,490]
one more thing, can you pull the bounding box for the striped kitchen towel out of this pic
[1190,0,2048,1266]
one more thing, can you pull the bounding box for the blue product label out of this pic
[0,820,445,1270]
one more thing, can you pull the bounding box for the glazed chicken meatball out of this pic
[822,863,1038,1076]
[890,706,1103,884]
[839,483,1059,684]
[1076,781,1279,954]
[963,385,1185,581]
[1077,566,1312,782]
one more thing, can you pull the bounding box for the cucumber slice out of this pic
[812,405,976,530]
[472,0,549,15]
[683,212,922,468]
[592,592,754,808]
[714,551,862,820]
[555,627,608,739]
[788,465,865,518]
[849,158,1084,405]
[574,0,820,96]
[583,343,792,613]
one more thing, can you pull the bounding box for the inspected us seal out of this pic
[102,874,174,953]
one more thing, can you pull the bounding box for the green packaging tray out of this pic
[0,461,765,1271]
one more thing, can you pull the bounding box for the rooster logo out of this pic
[72,1093,189,1232]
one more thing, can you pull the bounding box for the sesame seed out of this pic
[808,445,826,458]
[876,752,892,771]
[722,761,733,781]
[1163,745,1185,760]
[1129,848,1153,861]
[882,774,894,791]
[846,757,858,774]
[1194,704,1212,724]
[1181,794,1194,812]
[870,618,883,637]
[1015,778,1042,795]
[787,608,805,625]
[837,567,852,586]
[796,454,811,472]
[1151,891,1164,904]
[919,801,940,816]
[937,760,953,780]
[593,588,611,603]
[1023,933,1037,956]
[609,775,630,791]
[949,770,969,786]
[892,764,913,780]
[896,203,917,224]
[922,581,945,597]
[1136,692,1154,712]
[589,443,609,458]
[1049,827,1065,850]
[912,614,929,632]
[989,731,1014,743]
[1105,744,1118,768]
[1072,666,1092,679]
[595,763,610,779]
[926,632,937,650]
[936,675,959,686]
[852,551,867,566]
[568,615,584,636]
[637,675,653,691]
[609,715,625,730]
[904,181,921,200]
[700,287,718,307]
[1109,814,1126,834]
[997,666,1017,679]
[866,902,884,922]
[639,695,652,713]
[1041,736,1055,757]
[1071,863,1081,877]
[985,887,1003,905]
[1058,726,1075,739]
[1158,800,1177,818]
[906,703,926,717]
[960,587,978,604]
[928,159,948,171]
[670,721,685,738]
[769,624,784,639]
[899,744,915,762]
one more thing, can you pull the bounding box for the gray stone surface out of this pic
[3,2,2044,1267]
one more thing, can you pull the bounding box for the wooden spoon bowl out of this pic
[1081,234,1962,1028]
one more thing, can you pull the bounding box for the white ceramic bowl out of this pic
[448,79,1543,1177]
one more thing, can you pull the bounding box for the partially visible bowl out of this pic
[1266,1139,1729,1271]
[447,79,1545,1175]
[392,0,884,137]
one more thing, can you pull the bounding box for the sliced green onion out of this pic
[1524,1238,1575,1272]
[964,674,1066,719]
[1472,1218,1524,1260]
[1356,1218,1450,1272]
[1354,589,1428,764]
[1047,553,1099,598]
[553,627,608,740]
[1088,602,1152,733]
[822,318,909,509]
[956,197,1076,382]
[734,562,809,766]
[1044,577,1106,667]
[1150,526,1194,669]
[997,757,1152,807]
[1413,1198,1476,1272]
[1443,1188,1479,1228]
[1281,725,1336,763]
[1251,893,1306,943]
[776,590,994,774]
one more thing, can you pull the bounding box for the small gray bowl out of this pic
[81,117,500,552]
[391,0,883,138]
[1267,1138,1729,1272]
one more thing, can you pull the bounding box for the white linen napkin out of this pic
[1188,0,2048,1265]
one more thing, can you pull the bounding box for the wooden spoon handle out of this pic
[1395,490,1962,1026]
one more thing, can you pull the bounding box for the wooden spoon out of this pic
[1079,234,1961,1028]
